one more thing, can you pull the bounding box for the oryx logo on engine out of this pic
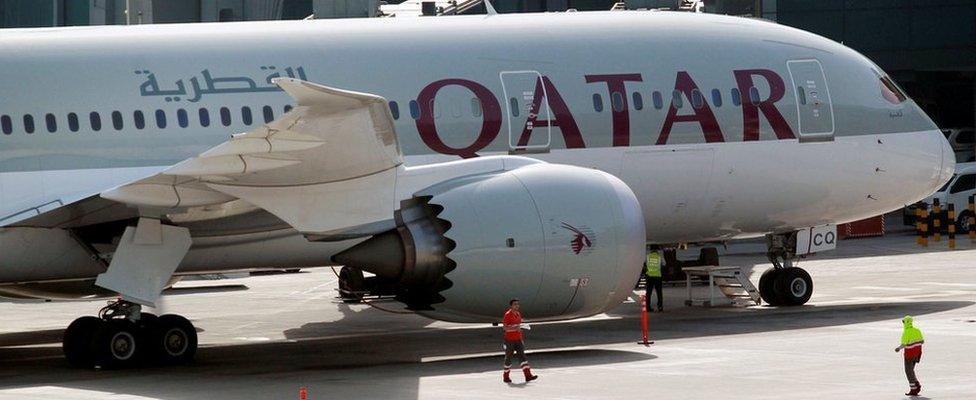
[560,222,594,254]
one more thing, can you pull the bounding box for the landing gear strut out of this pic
[758,233,814,306]
[62,299,197,369]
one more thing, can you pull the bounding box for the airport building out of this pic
[1,0,973,131]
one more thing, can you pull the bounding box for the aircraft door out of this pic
[787,59,834,142]
[500,71,551,153]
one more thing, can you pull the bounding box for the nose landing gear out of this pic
[758,265,814,306]
[62,299,197,369]
[758,233,814,306]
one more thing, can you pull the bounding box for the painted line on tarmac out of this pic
[850,286,921,292]
[420,345,594,363]
[918,281,976,288]
[0,386,158,400]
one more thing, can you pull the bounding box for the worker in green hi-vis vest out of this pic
[644,248,663,312]
[895,315,925,396]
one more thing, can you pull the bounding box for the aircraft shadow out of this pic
[0,299,969,399]
[162,284,249,296]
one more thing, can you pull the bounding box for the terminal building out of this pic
[1,0,973,133]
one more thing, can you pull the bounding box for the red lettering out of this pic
[656,71,723,145]
[585,74,643,146]
[733,69,795,141]
[416,79,502,158]
[515,76,585,149]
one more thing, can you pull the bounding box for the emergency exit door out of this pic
[787,59,834,142]
[500,71,551,153]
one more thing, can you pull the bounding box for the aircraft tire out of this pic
[151,314,197,365]
[91,319,144,369]
[63,316,102,368]
[758,268,783,306]
[339,266,366,303]
[773,267,813,306]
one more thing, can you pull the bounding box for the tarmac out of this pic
[1,226,975,399]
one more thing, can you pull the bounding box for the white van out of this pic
[904,162,976,231]
[942,128,975,163]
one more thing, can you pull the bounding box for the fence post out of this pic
[920,204,929,247]
[948,203,956,249]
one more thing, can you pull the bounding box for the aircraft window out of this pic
[592,93,603,112]
[652,91,663,110]
[220,107,232,127]
[23,115,35,134]
[611,92,624,112]
[45,113,57,133]
[430,99,440,119]
[133,110,145,130]
[156,110,167,129]
[510,97,520,117]
[671,91,683,109]
[262,106,274,123]
[68,113,79,132]
[89,112,101,131]
[749,87,761,105]
[471,98,482,117]
[409,100,420,120]
[389,101,400,120]
[951,174,976,194]
[633,92,644,111]
[731,88,742,106]
[1,115,11,135]
[691,89,704,109]
[241,106,253,126]
[177,109,188,128]
[199,108,210,127]
[797,86,807,105]
[409,100,421,119]
[711,89,723,107]
[112,111,123,130]
[879,75,907,105]
[284,105,293,113]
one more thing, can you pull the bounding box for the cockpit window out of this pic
[879,75,907,105]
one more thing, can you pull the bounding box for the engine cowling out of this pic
[334,163,645,323]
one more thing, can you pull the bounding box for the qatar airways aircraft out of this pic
[0,5,953,369]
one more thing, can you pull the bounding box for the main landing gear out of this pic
[63,299,197,369]
[758,233,814,306]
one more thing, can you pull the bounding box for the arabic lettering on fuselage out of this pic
[136,66,308,102]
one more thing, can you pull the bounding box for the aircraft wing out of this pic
[7,78,403,236]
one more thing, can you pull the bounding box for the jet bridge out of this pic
[378,0,487,17]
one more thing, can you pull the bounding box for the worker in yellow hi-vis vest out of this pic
[644,248,663,312]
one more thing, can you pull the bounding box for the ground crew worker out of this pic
[502,299,538,383]
[895,315,924,396]
[644,249,663,312]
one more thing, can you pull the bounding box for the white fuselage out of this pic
[0,11,953,280]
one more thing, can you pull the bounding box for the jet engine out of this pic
[334,163,646,323]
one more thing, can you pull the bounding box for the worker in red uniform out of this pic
[502,299,538,383]
[895,315,925,396]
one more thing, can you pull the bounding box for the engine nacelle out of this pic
[334,163,645,323]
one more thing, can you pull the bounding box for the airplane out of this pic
[0,7,953,369]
